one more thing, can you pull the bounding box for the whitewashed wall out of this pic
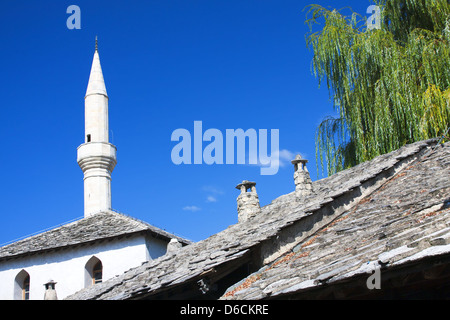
[0,234,167,300]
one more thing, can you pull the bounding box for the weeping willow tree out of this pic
[306,0,450,176]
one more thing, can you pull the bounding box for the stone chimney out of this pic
[167,238,182,254]
[236,180,261,223]
[43,280,58,300]
[291,155,313,197]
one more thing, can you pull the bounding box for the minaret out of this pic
[77,38,117,217]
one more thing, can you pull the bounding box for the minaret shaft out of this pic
[85,94,109,143]
[77,43,117,217]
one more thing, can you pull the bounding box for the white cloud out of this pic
[202,185,224,203]
[251,149,301,168]
[202,186,224,195]
[182,206,201,212]
[277,149,297,167]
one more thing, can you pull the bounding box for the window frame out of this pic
[22,275,30,300]
[92,261,103,285]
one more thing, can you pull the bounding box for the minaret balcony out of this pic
[77,142,117,173]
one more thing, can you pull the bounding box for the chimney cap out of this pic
[236,180,256,190]
[291,154,308,165]
[44,279,57,285]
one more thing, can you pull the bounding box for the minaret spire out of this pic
[85,39,107,99]
[95,36,98,52]
[77,39,117,217]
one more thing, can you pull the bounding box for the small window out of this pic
[92,261,102,284]
[87,134,91,142]
[23,275,30,300]
[84,256,103,287]
[14,270,30,300]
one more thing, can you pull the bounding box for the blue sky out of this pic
[0,0,375,244]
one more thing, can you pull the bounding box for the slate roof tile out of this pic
[0,210,191,261]
[66,139,449,300]
[223,142,450,299]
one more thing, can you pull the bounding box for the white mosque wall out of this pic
[0,233,167,300]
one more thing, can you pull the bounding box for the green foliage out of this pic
[305,0,450,176]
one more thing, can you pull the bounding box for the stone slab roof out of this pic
[66,139,448,300]
[223,141,450,299]
[0,211,191,262]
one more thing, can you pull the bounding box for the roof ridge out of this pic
[107,209,193,244]
[105,210,150,227]
[0,215,85,248]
